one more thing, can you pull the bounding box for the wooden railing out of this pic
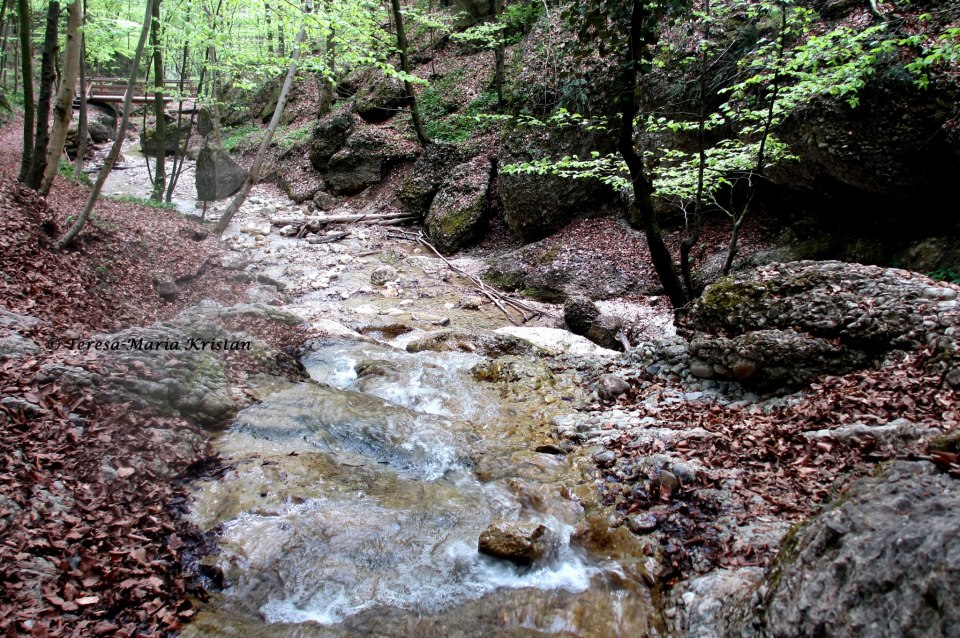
[77,77,199,103]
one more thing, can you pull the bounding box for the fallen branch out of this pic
[271,212,411,226]
[413,231,558,325]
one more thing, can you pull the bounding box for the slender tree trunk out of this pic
[165,39,191,202]
[265,7,274,56]
[0,0,9,91]
[722,0,787,276]
[73,28,88,178]
[57,0,156,250]
[25,1,61,190]
[620,0,687,308]
[150,0,165,200]
[213,0,311,235]
[39,0,83,195]
[680,0,709,297]
[492,0,504,109]
[389,0,430,146]
[16,0,33,182]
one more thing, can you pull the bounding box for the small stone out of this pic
[593,449,616,467]
[626,514,659,534]
[459,295,483,310]
[370,265,398,286]
[597,374,630,401]
[279,224,298,237]
[689,359,715,379]
[151,273,178,301]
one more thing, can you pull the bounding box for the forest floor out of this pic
[0,119,308,637]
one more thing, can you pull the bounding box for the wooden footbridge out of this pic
[75,77,199,111]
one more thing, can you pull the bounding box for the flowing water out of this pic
[99,142,660,635]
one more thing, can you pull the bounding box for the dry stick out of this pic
[413,232,556,325]
[56,0,156,250]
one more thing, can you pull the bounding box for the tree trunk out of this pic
[679,0,709,298]
[722,0,787,276]
[39,0,83,195]
[212,0,311,236]
[150,0,165,200]
[389,0,430,147]
[25,1,61,190]
[164,39,191,202]
[73,28,88,179]
[56,0,156,250]
[16,0,33,182]
[0,0,9,91]
[620,0,687,308]
[492,0,504,109]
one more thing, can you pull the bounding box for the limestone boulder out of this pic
[684,261,960,387]
[196,146,248,201]
[324,128,417,196]
[406,330,541,358]
[310,109,355,171]
[498,126,616,243]
[353,74,410,123]
[424,156,491,254]
[726,462,960,638]
[398,143,465,215]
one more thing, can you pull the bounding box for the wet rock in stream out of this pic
[478,521,555,566]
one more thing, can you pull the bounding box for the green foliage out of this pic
[901,25,960,89]
[223,125,263,152]
[59,159,92,187]
[930,268,960,285]
[274,124,312,149]
[106,194,178,210]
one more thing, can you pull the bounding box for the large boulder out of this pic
[424,156,491,254]
[398,143,465,215]
[324,127,417,195]
[310,109,355,171]
[353,74,410,123]
[770,67,960,215]
[684,261,960,387]
[36,301,303,427]
[196,146,249,201]
[726,461,960,637]
[484,237,649,301]
[498,126,616,243]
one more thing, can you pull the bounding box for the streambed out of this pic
[100,145,662,636]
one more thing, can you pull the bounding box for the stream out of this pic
[98,146,662,636]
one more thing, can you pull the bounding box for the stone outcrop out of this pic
[424,156,491,254]
[353,74,410,123]
[684,261,960,387]
[721,462,960,637]
[310,109,356,171]
[323,127,417,196]
[398,143,465,216]
[498,126,616,243]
